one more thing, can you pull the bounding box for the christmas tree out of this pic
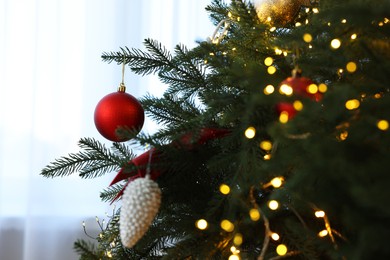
[41,0,390,259]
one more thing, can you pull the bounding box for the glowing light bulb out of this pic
[263,154,271,160]
[264,57,273,66]
[346,62,357,73]
[345,99,360,110]
[303,33,312,43]
[249,208,261,221]
[196,219,208,230]
[279,111,289,123]
[318,230,328,237]
[260,140,272,151]
[307,84,318,94]
[341,19,347,23]
[264,84,275,95]
[229,255,240,260]
[270,27,276,32]
[270,177,284,188]
[351,33,357,40]
[331,39,341,49]
[312,8,319,13]
[315,210,325,218]
[318,83,327,93]
[221,220,235,232]
[276,244,288,255]
[279,84,293,96]
[338,131,348,141]
[234,233,243,245]
[220,184,231,195]
[377,120,389,131]
[268,200,279,210]
[275,48,283,55]
[267,66,277,74]
[271,233,280,241]
[245,127,256,139]
[293,100,303,111]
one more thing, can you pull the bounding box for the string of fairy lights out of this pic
[195,2,389,260]
[81,2,389,259]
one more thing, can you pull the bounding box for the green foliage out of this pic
[74,239,104,260]
[43,0,390,259]
[41,138,131,179]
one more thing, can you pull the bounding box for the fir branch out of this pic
[111,142,133,160]
[101,39,173,76]
[205,0,230,26]
[173,44,207,84]
[73,239,100,260]
[100,183,126,203]
[141,94,202,127]
[78,138,118,160]
[41,138,124,179]
[79,161,119,179]
[159,44,208,100]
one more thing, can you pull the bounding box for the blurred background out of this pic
[0,0,213,259]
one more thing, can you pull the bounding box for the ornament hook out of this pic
[119,56,126,92]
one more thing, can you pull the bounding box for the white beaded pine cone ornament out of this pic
[119,176,161,248]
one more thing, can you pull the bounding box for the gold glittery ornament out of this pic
[253,0,312,25]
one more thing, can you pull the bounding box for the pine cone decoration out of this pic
[119,177,161,248]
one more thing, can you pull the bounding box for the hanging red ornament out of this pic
[276,68,322,119]
[94,84,144,142]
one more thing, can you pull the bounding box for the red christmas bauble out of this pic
[276,69,322,119]
[94,89,144,142]
[280,73,322,102]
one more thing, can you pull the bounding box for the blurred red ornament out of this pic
[276,69,322,119]
[176,128,231,149]
[94,86,144,142]
[109,128,231,202]
[280,69,322,101]
[275,102,297,119]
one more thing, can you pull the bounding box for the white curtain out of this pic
[0,0,213,259]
